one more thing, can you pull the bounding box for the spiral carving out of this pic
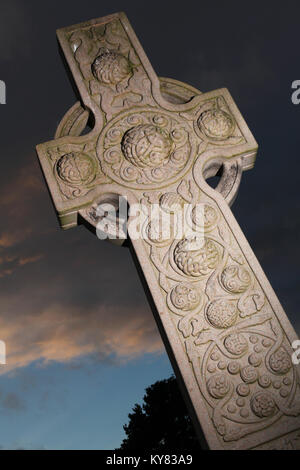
[240,366,258,384]
[220,265,251,294]
[236,383,250,397]
[228,362,240,375]
[258,375,272,389]
[170,283,201,311]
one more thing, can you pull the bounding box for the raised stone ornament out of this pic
[91,49,132,85]
[220,265,251,294]
[56,152,96,186]
[170,283,201,311]
[36,12,300,450]
[174,237,220,277]
[224,333,248,356]
[206,299,238,329]
[121,124,172,168]
[198,106,235,140]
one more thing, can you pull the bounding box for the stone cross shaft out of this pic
[36,12,300,450]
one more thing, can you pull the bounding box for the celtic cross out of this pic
[36,12,300,450]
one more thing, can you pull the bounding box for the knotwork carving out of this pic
[97,109,194,189]
[142,175,300,443]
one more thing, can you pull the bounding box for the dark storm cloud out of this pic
[0,1,32,61]
[0,0,299,373]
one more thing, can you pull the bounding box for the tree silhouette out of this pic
[119,376,200,451]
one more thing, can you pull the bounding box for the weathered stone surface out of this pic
[36,12,300,449]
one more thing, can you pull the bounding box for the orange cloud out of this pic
[0,252,43,278]
[0,303,164,374]
[18,254,43,266]
[0,163,165,375]
[0,230,32,248]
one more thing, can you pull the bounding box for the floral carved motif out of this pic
[142,176,300,444]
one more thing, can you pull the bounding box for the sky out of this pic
[0,0,299,450]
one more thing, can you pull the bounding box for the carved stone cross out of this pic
[36,12,300,450]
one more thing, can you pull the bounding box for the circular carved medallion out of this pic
[206,299,238,329]
[198,108,235,141]
[224,333,248,356]
[91,50,132,85]
[170,282,201,311]
[121,124,171,168]
[220,265,251,294]
[207,373,230,399]
[250,392,277,418]
[173,237,219,277]
[191,203,219,231]
[56,152,96,186]
[97,108,195,189]
[240,366,258,384]
[269,347,292,375]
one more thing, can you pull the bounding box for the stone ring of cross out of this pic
[55,78,243,211]
[36,12,300,450]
